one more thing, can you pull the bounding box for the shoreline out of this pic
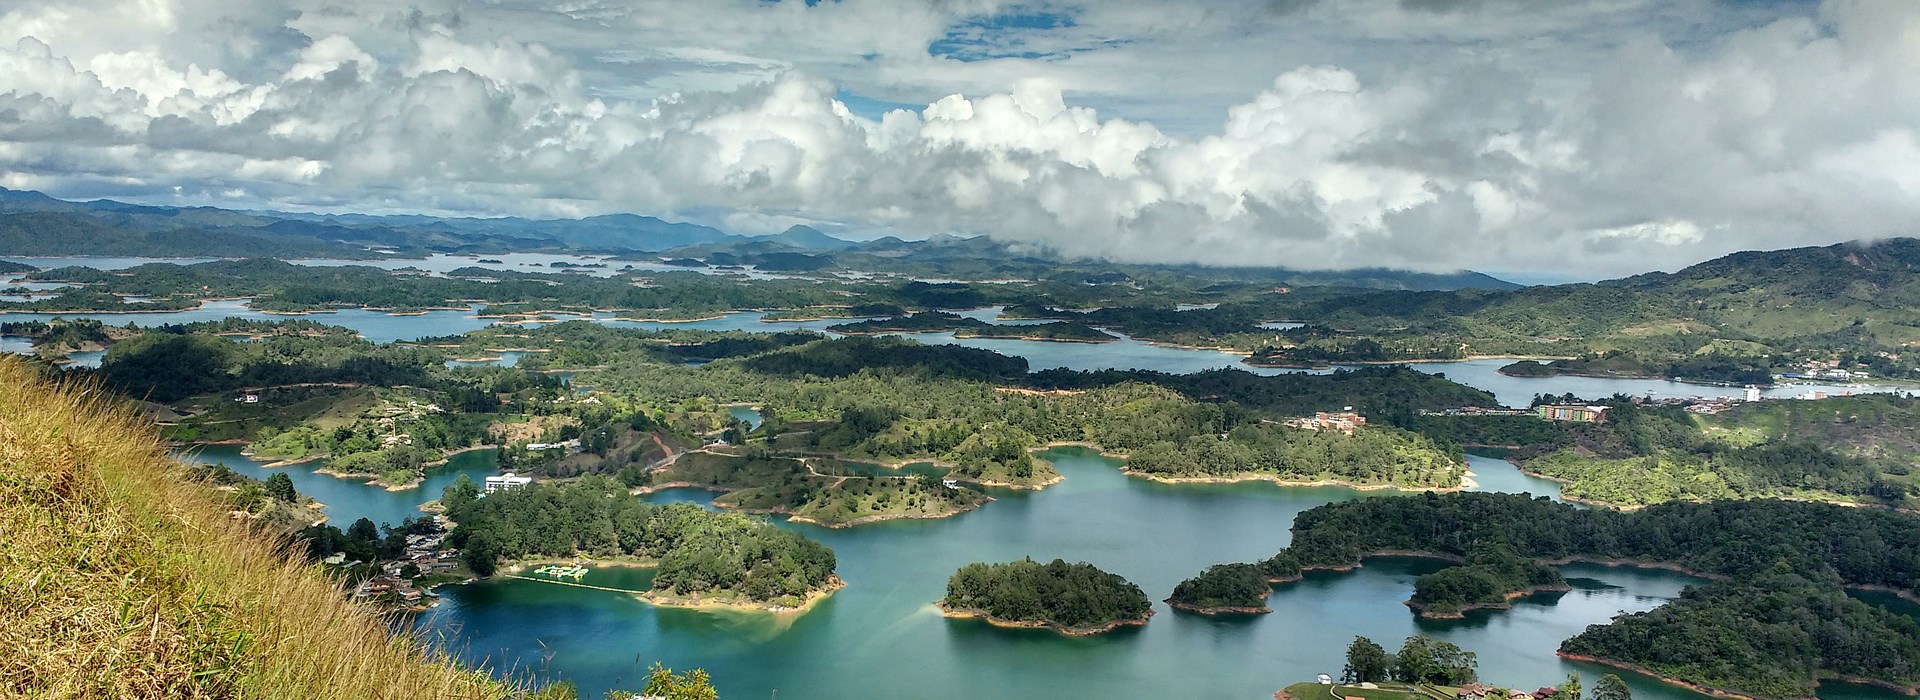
[1164,599,1272,615]
[1406,583,1572,619]
[603,313,731,323]
[489,559,845,614]
[781,506,986,529]
[1122,469,1473,492]
[936,602,1151,636]
[1289,549,1920,605]
[641,574,844,614]
[639,478,992,528]
[1243,353,1578,369]
[951,330,1119,344]
[1550,652,1919,700]
[1512,460,1919,516]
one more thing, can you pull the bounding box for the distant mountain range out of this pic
[0,187,1515,291]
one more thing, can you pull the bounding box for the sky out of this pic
[1,0,1917,277]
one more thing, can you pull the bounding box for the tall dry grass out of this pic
[0,357,523,699]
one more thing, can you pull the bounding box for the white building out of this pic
[484,472,533,494]
[1743,386,1762,402]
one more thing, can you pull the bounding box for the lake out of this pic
[6,291,1893,406]
[177,444,502,527]
[411,450,1868,700]
[167,434,1903,700]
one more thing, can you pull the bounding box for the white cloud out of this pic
[0,0,1915,276]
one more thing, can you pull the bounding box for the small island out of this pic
[1405,549,1569,619]
[445,477,841,612]
[953,321,1119,343]
[1165,563,1274,614]
[940,558,1153,636]
[827,312,1118,343]
[1498,354,1772,386]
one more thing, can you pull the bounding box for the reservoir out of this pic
[412,450,1880,700]
[3,298,1889,406]
[173,440,1904,700]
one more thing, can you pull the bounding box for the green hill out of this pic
[0,357,525,698]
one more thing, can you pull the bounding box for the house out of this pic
[484,472,533,494]
[1537,404,1608,423]
[1457,683,1493,700]
[1287,409,1368,435]
[1532,688,1559,700]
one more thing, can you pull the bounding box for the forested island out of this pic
[443,477,841,611]
[1171,492,1920,699]
[940,558,1153,635]
[1165,563,1273,614]
[826,311,1119,343]
[1404,548,1568,618]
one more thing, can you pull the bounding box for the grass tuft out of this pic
[0,356,521,699]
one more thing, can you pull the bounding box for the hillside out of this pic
[0,356,521,698]
[1236,237,1920,360]
[1503,396,1920,508]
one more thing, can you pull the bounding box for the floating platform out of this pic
[531,564,588,580]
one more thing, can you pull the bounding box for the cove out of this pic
[176,444,502,527]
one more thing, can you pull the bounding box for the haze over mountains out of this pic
[0,187,1516,291]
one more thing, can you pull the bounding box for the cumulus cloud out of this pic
[0,0,1917,276]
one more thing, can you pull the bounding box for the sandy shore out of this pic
[937,602,1151,636]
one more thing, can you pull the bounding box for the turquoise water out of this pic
[1463,452,1566,501]
[0,272,1895,406]
[412,448,1877,700]
[175,444,502,527]
[727,405,765,430]
[447,350,527,368]
[164,435,1897,700]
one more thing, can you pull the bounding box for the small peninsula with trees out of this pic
[443,477,841,611]
[940,558,1153,636]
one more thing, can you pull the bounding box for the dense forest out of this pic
[443,477,838,607]
[1170,492,1920,698]
[1165,563,1273,613]
[1561,567,1920,699]
[941,558,1153,634]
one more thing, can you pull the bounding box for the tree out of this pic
[1560,672,1582,700]
[442,474,479,514]
[346,517,379,544]
[264,472,297,502]
[641,663,718,700]
[1592,674,1631,700]
[1342,636,1390,683]
[1392,635,1477,685]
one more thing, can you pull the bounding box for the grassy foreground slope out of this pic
[0,356,514,699]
